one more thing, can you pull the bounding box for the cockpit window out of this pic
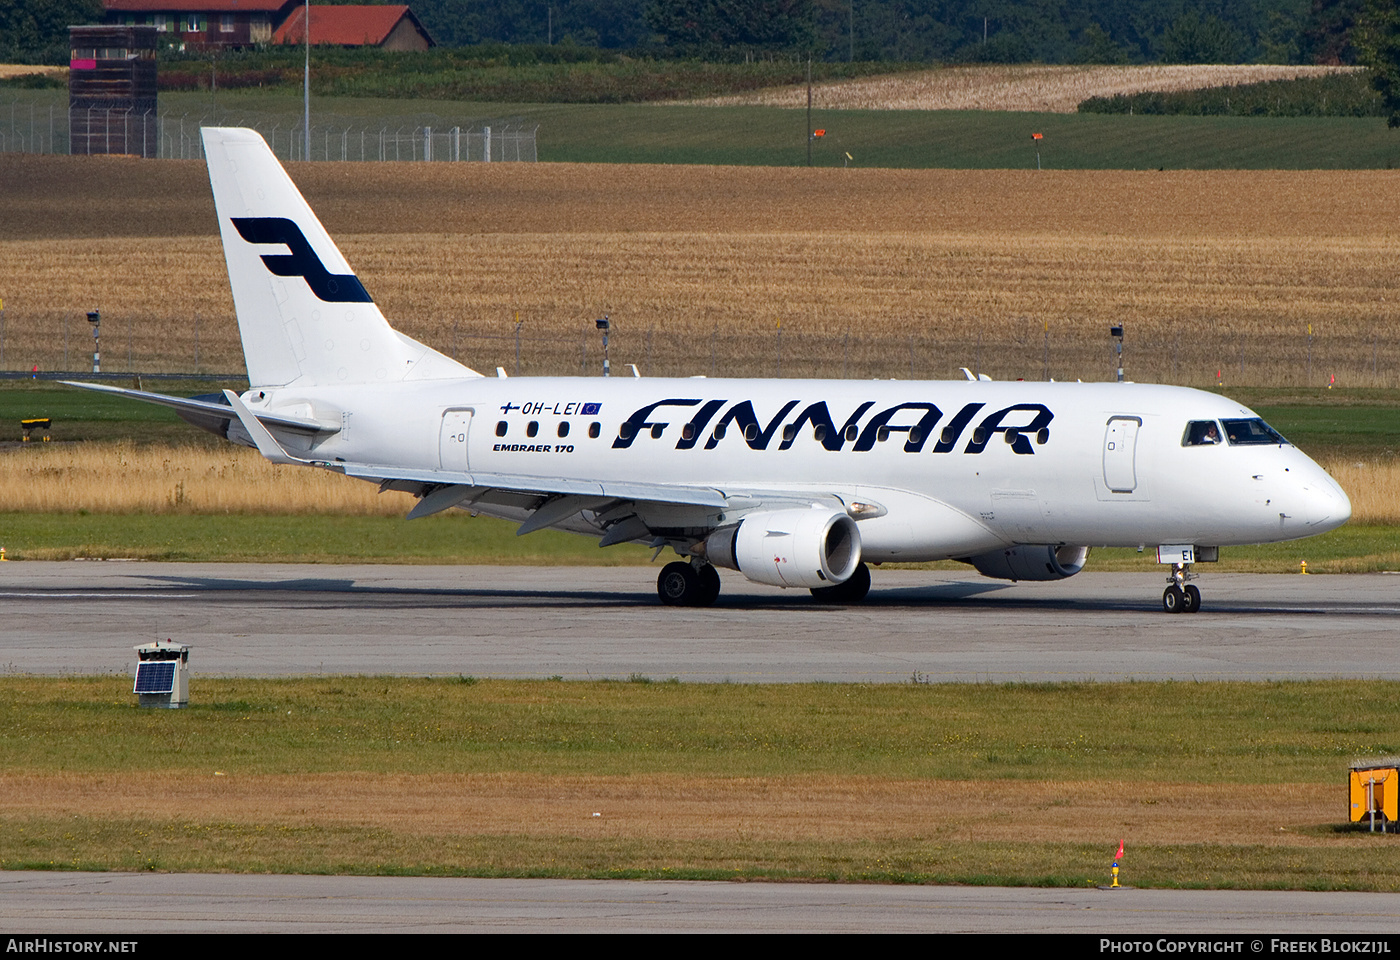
[1183,420,1222,446]
[1221,418,1289,446]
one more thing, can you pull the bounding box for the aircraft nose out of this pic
[1302,468,1351,531]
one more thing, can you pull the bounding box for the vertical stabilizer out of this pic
[202,127,477,387]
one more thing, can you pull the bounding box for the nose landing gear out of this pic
[1163,563,1201,614]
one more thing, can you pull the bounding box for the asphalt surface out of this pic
[0,563,1397,681]
[4,872,1400,934]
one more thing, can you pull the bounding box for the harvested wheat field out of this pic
[694,64,1362,113]
[2,155,1398,384]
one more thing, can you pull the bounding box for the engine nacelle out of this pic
[964,544,1089,582]
[701,508,862,589]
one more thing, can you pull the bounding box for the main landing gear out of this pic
[811,561,871,604]
[657,560,721,607]
[1162,562,1201,614]
[656,560,875,607]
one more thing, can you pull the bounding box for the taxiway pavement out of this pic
[1,563,1395,681]
[5,871,1400,933]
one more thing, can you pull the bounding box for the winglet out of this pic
[223,389,305,465]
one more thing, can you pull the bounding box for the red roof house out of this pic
[274,5,434,50]
[104,0,298,46]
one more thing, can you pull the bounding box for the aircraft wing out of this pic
[336,462,845,543]
[63,381,335,435]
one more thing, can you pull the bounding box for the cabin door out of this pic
[1102,417,1141,493]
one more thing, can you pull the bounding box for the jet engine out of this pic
[963,544,1089,582]
[699,508,862,589]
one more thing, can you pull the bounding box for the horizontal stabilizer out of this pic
[62,381,335,435]
[222,389,307,465]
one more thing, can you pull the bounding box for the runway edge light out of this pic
[133,639,190,709]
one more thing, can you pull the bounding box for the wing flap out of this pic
[337,462,729,510]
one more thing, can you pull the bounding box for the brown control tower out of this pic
[68,24,158,157]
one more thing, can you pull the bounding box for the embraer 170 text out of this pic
[70,128,1351,612]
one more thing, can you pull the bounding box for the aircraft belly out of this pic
[854,488,1002,561]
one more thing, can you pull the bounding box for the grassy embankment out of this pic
[162,91,1400,169]
[2,676,1399,887]
[6,81,1400,169]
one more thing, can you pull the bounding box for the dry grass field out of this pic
[0,65,64,80]
[0,771,1344,850]
[0,442,411,516]
[1,442,1395,523]
[2,155,1398,386]
[694,64,1362,113]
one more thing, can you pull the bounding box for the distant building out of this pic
[69,24,159,157]
[102,0,301,48]
[273,5,434,51]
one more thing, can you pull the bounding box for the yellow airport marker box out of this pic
[1350,762,1398,831]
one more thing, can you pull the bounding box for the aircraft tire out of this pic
[696,564,721,607]
[1163,585,1184,614]
[1182,584,1201,613]
[658,561,700,606]
[811,561,871,604]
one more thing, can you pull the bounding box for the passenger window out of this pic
[495,421,507,437]
[526,421,539,438]
[589,422,600,439]
[1182,420,1221,446]
[557,422,570,439]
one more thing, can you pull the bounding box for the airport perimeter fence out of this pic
[0,97,538,162]
[3,311,1395,389]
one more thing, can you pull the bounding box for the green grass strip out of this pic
[0,512,1392,570]
[0,512,652,564]
[5,821,1397,891]
[152,91,1400,170]
[3,677,1395,781]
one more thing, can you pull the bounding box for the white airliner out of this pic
[69,127,1351,612]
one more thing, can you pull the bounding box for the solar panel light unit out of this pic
[133,639,190,709]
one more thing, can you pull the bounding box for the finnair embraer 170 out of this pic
[70,127,1351,612]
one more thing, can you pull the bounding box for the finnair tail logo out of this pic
[231,217,373,303]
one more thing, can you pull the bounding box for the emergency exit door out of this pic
[439,409,473,470]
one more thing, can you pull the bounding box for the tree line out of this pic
[3,0,1398,124]
[409,0,1369,66]
[0,0,1377,65]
